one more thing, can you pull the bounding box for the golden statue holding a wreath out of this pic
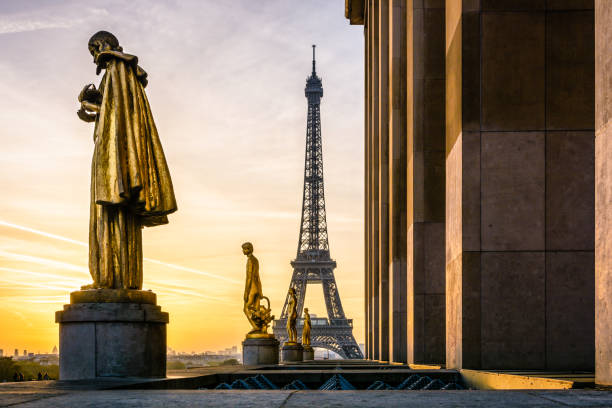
[242,242,274,338]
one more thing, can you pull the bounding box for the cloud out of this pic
[0,7,108,35]
[0,219,240,284]
[0,18,72,34]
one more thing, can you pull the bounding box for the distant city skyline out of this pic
[0,0,364,353]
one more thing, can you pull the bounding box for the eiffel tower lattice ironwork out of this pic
[272,45,363,360]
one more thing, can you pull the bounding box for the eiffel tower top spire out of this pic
[312,44,316,75]
[305,45,323,104]
[297,45,328,261]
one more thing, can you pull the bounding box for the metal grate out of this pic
[214,373,465,391]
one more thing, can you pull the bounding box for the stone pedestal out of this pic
[55,289,168,380]
[281,343,303,363]
[303,346,314,361]
[242,337,279,366]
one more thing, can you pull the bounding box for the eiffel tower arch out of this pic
[273,46,363,360]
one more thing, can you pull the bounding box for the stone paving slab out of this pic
[3,390,612,408]
[0,391,67,407]
[4,390,293,408]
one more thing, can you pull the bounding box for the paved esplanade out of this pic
[3,385,612,408]
[272,46,362,359]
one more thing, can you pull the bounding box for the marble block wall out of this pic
[445,0,595,370]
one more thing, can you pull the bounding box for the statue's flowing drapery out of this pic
[89,51,177,289]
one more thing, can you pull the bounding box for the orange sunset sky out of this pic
[0,0,364,354]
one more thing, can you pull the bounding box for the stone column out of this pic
[364,0,372,360]
[370,0,381,360]
[389,0,408,364]
[595,0,612,386]
[406,0,446,365]
[445,1,594,370]
[378,0,391,362]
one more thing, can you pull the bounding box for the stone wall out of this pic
[445,1,595,370]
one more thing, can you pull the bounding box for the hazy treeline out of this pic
[0,357,59,382]
[166,358,239,370]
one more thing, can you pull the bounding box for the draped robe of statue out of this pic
[88,50,177,290]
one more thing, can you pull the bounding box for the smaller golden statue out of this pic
[302,307,312,347]
[285,288,298,345]
[242,242,274,338]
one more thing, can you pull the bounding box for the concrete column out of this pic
[445,1,594,370]
[364,1,372,360]
[378,0,390,362]
[595,0,612,386]
[389,0,408,364]
[406,0,446,365]
[370,0,380,360]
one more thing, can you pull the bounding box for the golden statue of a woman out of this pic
[77,31,177,290]
[242,242,274,338]
[286,288,298,344]
[302,307,312,347]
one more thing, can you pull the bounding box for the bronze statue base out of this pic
[70,289,156,304]
[246,332,276,339]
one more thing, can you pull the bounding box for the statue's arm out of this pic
[81,100,100,113]
[244,280,250,303]
[253,258,262,291]
[244,259,252,302]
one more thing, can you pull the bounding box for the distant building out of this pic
[231,346,237,354]
[52,345,58,354]
[23,350,27,357]
[14,349,18,357]
[0,349,3,357]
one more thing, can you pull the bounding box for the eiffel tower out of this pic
[272,45,363,360]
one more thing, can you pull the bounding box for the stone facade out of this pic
[347,0,598,372]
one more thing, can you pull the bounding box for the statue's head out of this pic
[242,242,253,255]
[88,31,120,61]
[289,288,296,296]
[304,307,309,314]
